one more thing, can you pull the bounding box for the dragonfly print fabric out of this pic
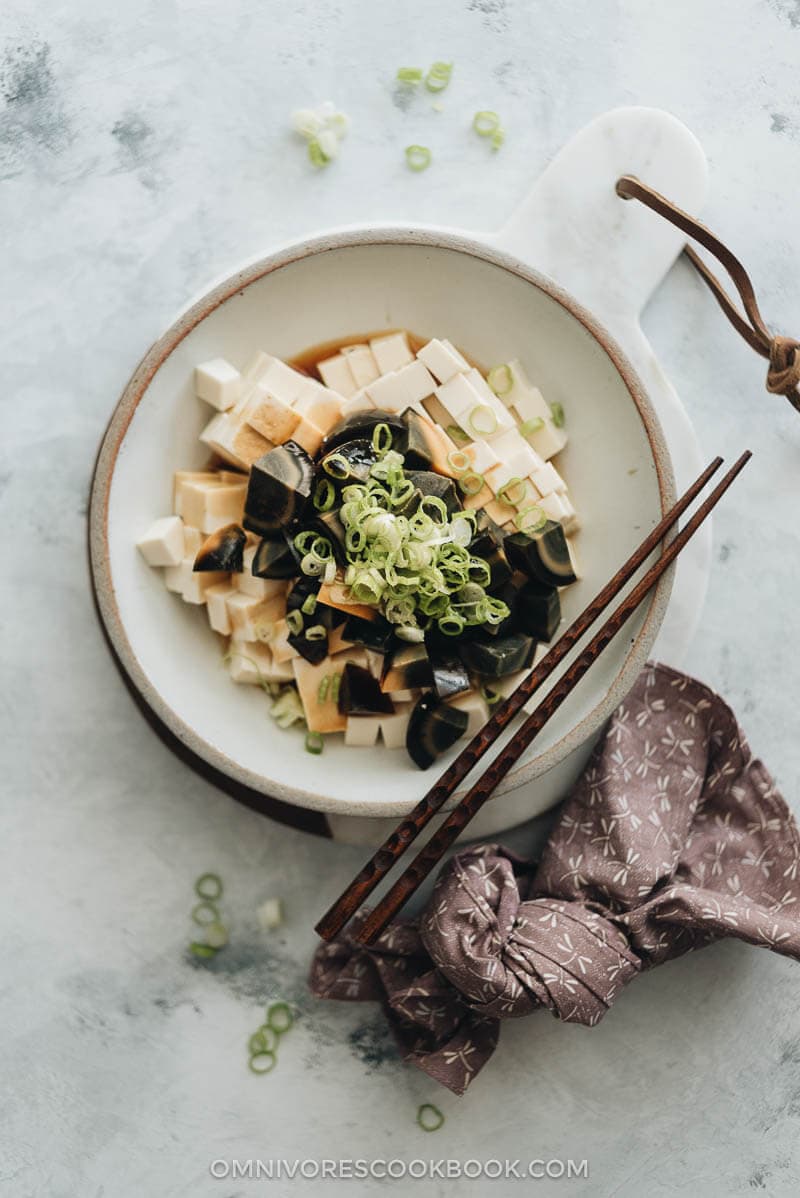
[310,664,800,1094]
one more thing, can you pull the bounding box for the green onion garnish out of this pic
[313,477,336,512]
[249,1027,278,1055]
[301,592,317,616]
[519,416,544,437]
[330,672,342,703]
[372,422,392,456]
[267,1002,294,1034]
[425,61,453,93]
[317,674,331,702]
[491,127,505,150]
[515,505,548,534]
[446,423,470,445]
[195,873,223,901]
[550,401,565,428]
[323,452,350,479]
[191,901,220,926]
[269,689,305,729]
[205,921,229,949]
[446,449,471,475]
[498,477,527,507]
[417,1103,445,1132]
[305,730,324,754]
[405,144,432,172]
[249,1050,277,1075]
[457,471,484,496]
[307,138,330,169]
[487,363,513,396]
[397,66,423,84]
[467,404,498,436]
[285,610,304,636]
[189,941,217,959]
[481,685,502,708]
[304,624,326,641]
[473,110,500,137]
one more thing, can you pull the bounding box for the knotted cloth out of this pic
[310,665,800,1094]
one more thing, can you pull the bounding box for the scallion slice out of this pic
[515,505,548,534]
[191,901,220,927]
[305,731,324,755]
[205,921,229,949]
[550,401,565,428]
[446,423,470,445]
[417,1103,445,1132]
[425,61,453,92]
[405,144,432,172]
[487,363,513,396]
[481,685,502,708]
[301,593,318,616]
[304,624,326,641]
[249,1050,277,1075]
[498,476,527,507]
[266,1002,294,1034]
[285,610,304,636]
[519,416,544,437]
[195,873,223,901]
[467,404,498,436]
[307,138,330,168]
[372,422,393,456]
[473,110,500,137]
[458,471,484,497]
[313,478,336,512]
[397,66,423,84]
[323,452,350,479]
[330,672,342,703]
[446,449,471,475]
[491,127,505,150]
[249,1027,278,1055]
[317,674,331,702]
[189,941,217,959]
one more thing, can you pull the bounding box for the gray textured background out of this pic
[2,1,800,1195]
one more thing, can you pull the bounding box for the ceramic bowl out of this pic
[89,227,675,821]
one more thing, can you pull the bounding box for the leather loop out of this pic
[617,175,799,412]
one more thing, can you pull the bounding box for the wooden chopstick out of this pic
[315,455,724,942]
[356,451,751,944]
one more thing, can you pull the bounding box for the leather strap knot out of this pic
[617,175,800,414]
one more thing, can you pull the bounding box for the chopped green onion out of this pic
[446,423,470,445]
[468,404,498,436]
[491,127,505,151]
[323,560,336,584]
[269,689,305,729]
[473,110,500,137]
[397,66,423,84]
[425,61,453,92]
[481,685,502,708]
[317,674,331,702]
[417,1103,445,1132]
[550,401,565,428]
[195,873,223,901]
[305,731,324,755]
[191,901,220,926]
[498,477,527,507]
[519,416,544,437]
[285,610,304,636]
[323,452,350,479]
[438,611,465,635]
[396,626,425,643]
[330,672,342,703]
[458,471,485,496]
[189,941,217,959]
[267,1002,294,1034]
[307,138,330,168]
[301,592,318,616]
[249,1027,278,1055]
[515,505,548,534]
[249,1050,277,1075]
[205,921,229,949]
[372,422,392,456]
[313,478,336,511]
[446,449,471,475]
[304,624,326,641]
[405,144,432,172]
[487,364,513,396]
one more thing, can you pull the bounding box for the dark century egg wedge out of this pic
[252,536,299,579]
[337,663,395,716]
[427,646,472,700]
[341,612,395,654]
[503,523,578,587]
[406,693,469,770]
[243,441,314,537]
[381,644,434,693]
[404,470,461,516]
[319,439,377,484]
[322,410,408,455]
[457,632,537,679]
[515,578,561,642]
[193,523,246,572]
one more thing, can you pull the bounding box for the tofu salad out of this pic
[137,331,579,768]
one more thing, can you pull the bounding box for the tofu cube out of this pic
[435,372,483,419]
[530,462,567,496]
[292,647,369,733]
[200,411,272,470]
[344,716,382,747]
[227,638,292,684]
[226,591,286,642]
[177,478,247,534]
[341,344,380,387]
[293,386,343,434]
[290,416,325,456]
[510,379,551,424]
[182,526,203,555]
[339,389,375,416]
[137,516,185,567]
[446,690,489,739]
[205,583,239,634]
[237,547,288,600]
[485,497,518,527]
[416,337,469,384]
[317,353,358,398]
[461,481,495,511]
[379,703,413,749]
[270,619,300,663]
[257,898,284,930]
[194,358,242,411]
[164,557,228,603]
[538,491,579,531]
[365,360,435,413]
[521,418,568,461]
[463,439,500,476]
[257,356,310,406]
[370,331,414,374]
[241,385,300,444]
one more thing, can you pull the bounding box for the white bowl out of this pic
[89,227,674,822]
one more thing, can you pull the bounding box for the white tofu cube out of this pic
[226,592,286,642]
[365,360,435,412]
[260,357,310,406]
[416,338,469,384]
[446,691,489,739]
[237,547,288,600]
[194,359,242,411]
[339,389,375,416]
[241,385,300,444]
[182,526,203,555]
[462,439,500,475]
[200,411,272,470]
[435,372,484,418]
[370,331,413,374]
[270,619,300,663]
[465,368,497,404]
[341,344,380,387]
[531,462,567,496]
[344,716,382,747]
[510,380,551,424]
[521,418,568,461]
[537,491,579,532]
[317,353,358,398]
[379,703,413,749]
[205,583,238,634]
[177,478,247,534]
[165,557,228,603]
[257,898,284,930]
[137,516,185,567]
[485,428,542,479]
[293,387,343,434]
[290,417,325,457]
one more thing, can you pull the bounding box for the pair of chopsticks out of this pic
[316,451,751,946]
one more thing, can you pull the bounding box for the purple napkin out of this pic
[310,664,800,1094]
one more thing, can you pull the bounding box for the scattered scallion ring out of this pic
[205,921,229,949]
[468,404,498,436]
[491,127,505,151]
[304,624,326,641]
[249,1050,277,1075]
[446,449,471,475]
[301,592,317,616]
[307,138,329,169]
[191,901,220,927]
[498,477,528,507]
[372,422,392,456]
[330,672,342,703]
[550,401,565,428]
[313,478,336,512]
[425,61,453,92]
[266,1002,294,1034]
[417,1103,445,1132]
[446,423,469,445]
[195,873,223,901]
[458,471,484,497]
[487,363,513,396]
[397,66,423,84]
[515,505,548,534]
[249,1027,278,1055]
[285,610,304,636]
[473,110,500,137]
[189,941,217,959]
[317,674,331,702]
[481,685,502,708]
[519,416,544,437]
[323,452,351,479]
[305,731,324,755]
[405,144,432,172]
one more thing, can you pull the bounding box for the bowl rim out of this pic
[88,224,676,817]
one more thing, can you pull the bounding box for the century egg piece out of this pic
[457,632,537,678]
[337,663,395,716]
[243,440,314,537]
[503,522,578,587]
[322,409,407,455]
[193,523,246,572]
[406,693,469,770]
[252,536,299,579]
[515,578,561,642]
